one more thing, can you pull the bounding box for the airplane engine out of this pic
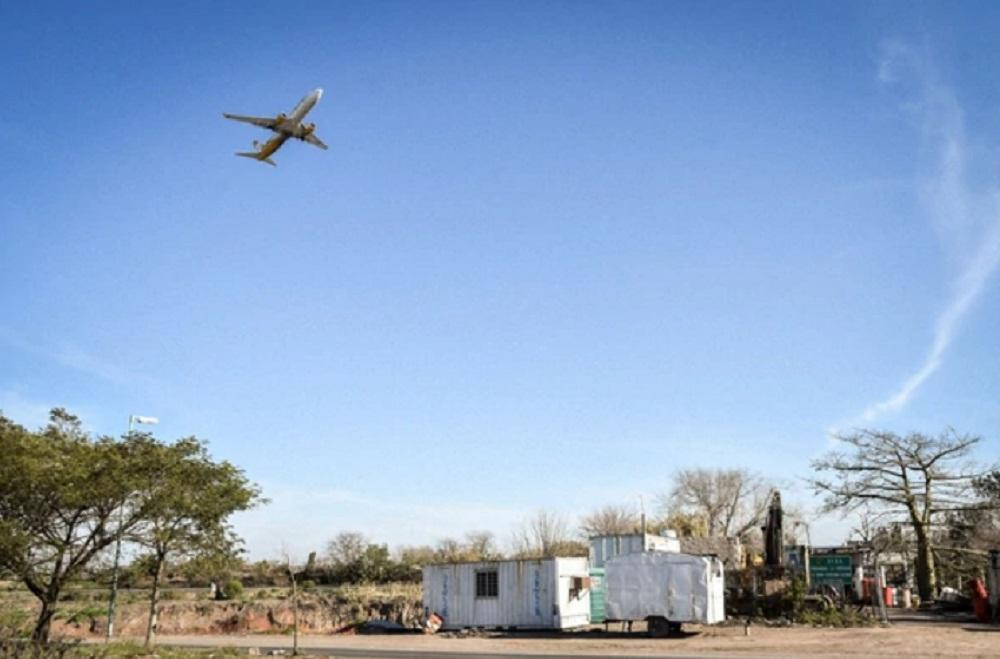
[275,112,286,123]
[302,123,315,136]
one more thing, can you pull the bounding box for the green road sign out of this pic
[810,554,853,585]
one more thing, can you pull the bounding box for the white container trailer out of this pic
[605,552,725,634]
[590,532,680,568]
[423,557,590,630]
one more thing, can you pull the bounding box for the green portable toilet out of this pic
[589,567,606,623]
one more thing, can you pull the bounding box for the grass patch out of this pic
[89,641,243,657]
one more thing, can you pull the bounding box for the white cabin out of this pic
[422,557,590,630]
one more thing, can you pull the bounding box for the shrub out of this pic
[220,579,244,600]
[800,606,874,627]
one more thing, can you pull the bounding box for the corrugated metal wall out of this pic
[604,552,726,624]
[423,557,589,629]
[589,533,680,568]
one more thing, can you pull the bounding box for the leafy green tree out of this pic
[0,410,163,643]
[177,547,244,589]
[132,437,262,648]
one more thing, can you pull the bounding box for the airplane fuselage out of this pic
[256,134,290,159]
[225,88,326,165]
[275,88,323,136]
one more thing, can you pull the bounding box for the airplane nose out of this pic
[314,88,323,99]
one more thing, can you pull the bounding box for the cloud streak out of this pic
[860,43,1000,422]
[0,326,185,419]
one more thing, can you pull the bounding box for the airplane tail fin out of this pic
[235,152,277,166]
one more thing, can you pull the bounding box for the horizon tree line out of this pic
[2,408,998,644]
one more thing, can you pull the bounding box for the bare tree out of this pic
[937,471,1000,583]
[511,511,584,558]
[810,429,994,600]
[430,532,501,563]
[434,538,464,562]
[396,544,436,566]
[326,531,366,566]
[660,468,772,538]
[579,504,640,538]
[464,530,499,560]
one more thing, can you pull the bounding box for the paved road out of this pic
[91,634,769,659]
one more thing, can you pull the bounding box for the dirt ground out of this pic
[106,623,1000,658]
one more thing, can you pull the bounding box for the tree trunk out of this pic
[292,577,299,656]
[145,554,165,648]
[32,596,57,645]
[914,526,937,601]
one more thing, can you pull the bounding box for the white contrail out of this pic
[862,221,1000,421]
[860,44,1000,423]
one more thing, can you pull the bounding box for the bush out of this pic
[781,578,807,620]
[220,579,244,600]
[800,606,874,627]
[64,606,107,624]
[0,608,30,637]
[300,579,317,591]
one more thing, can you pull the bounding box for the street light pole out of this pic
[105,414,158,642]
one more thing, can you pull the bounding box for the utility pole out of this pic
[639,495,647,550]
[873,553,888,624]
[106,414,158,641]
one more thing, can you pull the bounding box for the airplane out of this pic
[223,88,328,166]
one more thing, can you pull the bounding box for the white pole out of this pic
[106,415,157,641]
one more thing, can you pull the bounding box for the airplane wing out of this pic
[222,113,279,129]
[304,133,328,150]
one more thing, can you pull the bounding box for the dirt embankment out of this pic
[19,585,424,638]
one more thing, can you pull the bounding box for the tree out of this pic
[463,531,500,561]
[936,471,1000,586]
[177,545,245,590]
[326,531,366,566]
[660,468,772,539]
[811,429,994,600]
[658,511,709,538]
[433,532,500,563]
[0,410,163,643]
[579,505,640,537]
[396,545,436,568]
[133,437,262,648]
[511,511,586,558]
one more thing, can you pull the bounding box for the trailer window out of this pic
[475,570,498,598]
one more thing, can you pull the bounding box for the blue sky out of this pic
[2,1,999,558]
